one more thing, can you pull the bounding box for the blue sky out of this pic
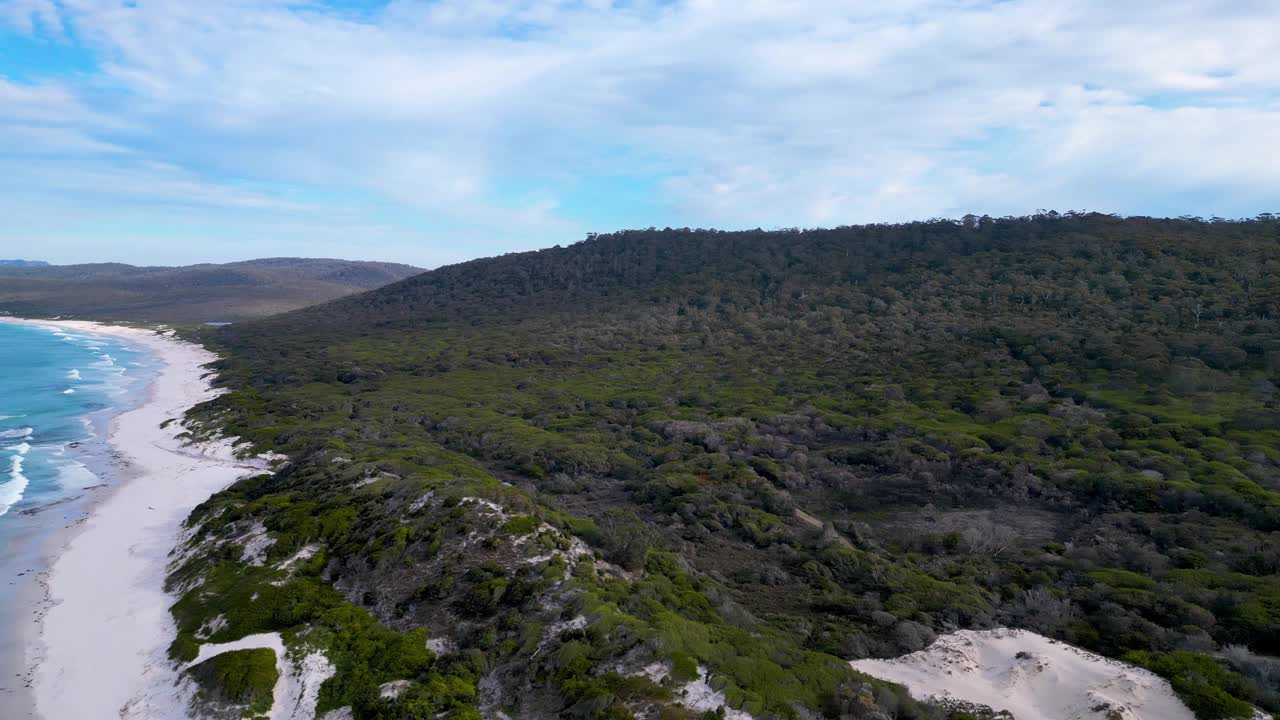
[2,0,1279,268]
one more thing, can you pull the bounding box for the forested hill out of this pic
[184,214,1280,720]
[0,257,422,323]
[260,212,1280,333]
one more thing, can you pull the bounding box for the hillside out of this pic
[181,214,1280,720]
[0,257,422,323]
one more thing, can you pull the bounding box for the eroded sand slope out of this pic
[851,628,1197,720]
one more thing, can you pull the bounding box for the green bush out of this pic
[1123,651,1255,719]
[198,648,279,716]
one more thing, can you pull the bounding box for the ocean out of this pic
[0,322,152,518]
[0,320,155,711]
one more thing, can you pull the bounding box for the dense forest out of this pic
[177,213,1280,719]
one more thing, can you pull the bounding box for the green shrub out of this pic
[193,648,279,717]
[1123,651,1254,719]
[1089,568,1157,590]
[501,515,541,535]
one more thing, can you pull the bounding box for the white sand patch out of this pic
[187,633,285,668]
[167,512,228,595]
[353,470,398,490]
[427,637,457,655]
[677,666,753,719]
[239,520,274,566]
[462,496,507,518]
[567,537,593,558]
[553,615,588,634]
[187,634,288,720]
[850,628,1196,720]
[531,615,590,659]
[195,614,228,640]
[407,492,434,514]
[522,524,596,566]
[7,319,274,720]
[636,661,669,684]
[280,650,336,720]
[379,680,413,699]
[185,633,333,720]
[278,543,322,571]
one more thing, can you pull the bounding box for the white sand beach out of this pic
[5,320,272,719]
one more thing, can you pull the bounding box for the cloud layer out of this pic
[3,0,1279,265]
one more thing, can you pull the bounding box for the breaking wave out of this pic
[0,449,30,517]
[56,459,100,490]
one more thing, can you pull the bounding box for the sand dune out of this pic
[851,628,1196,720]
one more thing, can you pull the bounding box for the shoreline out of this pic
[4,345,154,717]
[0,318,271,719]
[0,320,156,718]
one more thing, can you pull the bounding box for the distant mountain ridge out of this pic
[0,257,423,323]
[0,259,49,267]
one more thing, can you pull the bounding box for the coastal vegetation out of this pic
[190,648,279,718]
[178,213,1280,718]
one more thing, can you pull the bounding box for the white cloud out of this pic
[4,0,63,36]
[1,0,1279,265]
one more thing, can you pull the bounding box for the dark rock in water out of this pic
[17,495,80,516]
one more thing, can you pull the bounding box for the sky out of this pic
[1,0,1279,268]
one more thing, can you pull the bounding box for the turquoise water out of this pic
[0,321,156,714]
[0,322,152,519]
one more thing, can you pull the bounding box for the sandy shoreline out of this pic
[1,341,149,718]
[0,318,270,720]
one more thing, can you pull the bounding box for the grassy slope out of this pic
[179,214,1280,719]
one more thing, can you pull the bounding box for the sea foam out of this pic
[0,452,30,516]
[0,324,147,521]
[56,460,100,490]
